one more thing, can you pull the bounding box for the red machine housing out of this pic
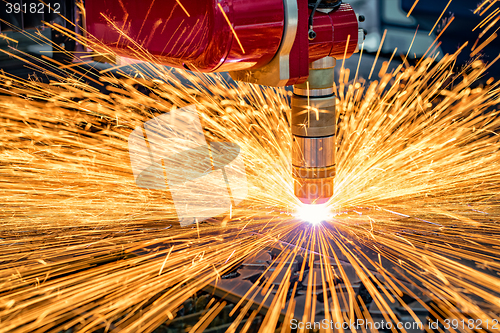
[85,0,359,86]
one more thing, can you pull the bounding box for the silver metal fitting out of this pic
[291,56,336,204]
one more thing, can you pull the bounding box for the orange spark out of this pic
[176,0,190,17]
[217,2,245,54]
[480,0,498,16]
[471,32,497,56]
[473,8,500,31]
[369,29,387,80]
[428,0,453,36]
[474,0,491,14]
[406,0,420,17]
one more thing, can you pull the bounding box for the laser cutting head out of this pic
[292,57,337,204]
[84,0,362,205]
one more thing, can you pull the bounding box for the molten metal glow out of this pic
[296,204,331,225]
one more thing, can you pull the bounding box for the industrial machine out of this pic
[1,0,497,205]
[1,0,363,204]
[87,0,363,204]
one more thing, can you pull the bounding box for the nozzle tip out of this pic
[298,197,330,205]
[294,177,333,205]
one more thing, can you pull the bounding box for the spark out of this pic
[475,0,492,14]
[471,32,497,56]
[368,29,386,80]
[217,2,245,54]
[175,0,190,17]
[473,7,500,31]
[354,40,364,81]
[406,0,420,17]
[481,0,499,16]
[340,33,351,72]
[404,25,418,60]
[428,0,453,36]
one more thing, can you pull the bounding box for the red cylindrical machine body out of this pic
[85,0,359,82]
[309,4,359,61]
[85,0,285,72]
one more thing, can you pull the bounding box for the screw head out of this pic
[308,29,317,40]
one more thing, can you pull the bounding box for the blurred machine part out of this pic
[402,0,500,70]
[0,0,78,64]
[350,0,499,78]
[349,0,440,57]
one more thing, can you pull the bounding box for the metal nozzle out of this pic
[292,57,336,204]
